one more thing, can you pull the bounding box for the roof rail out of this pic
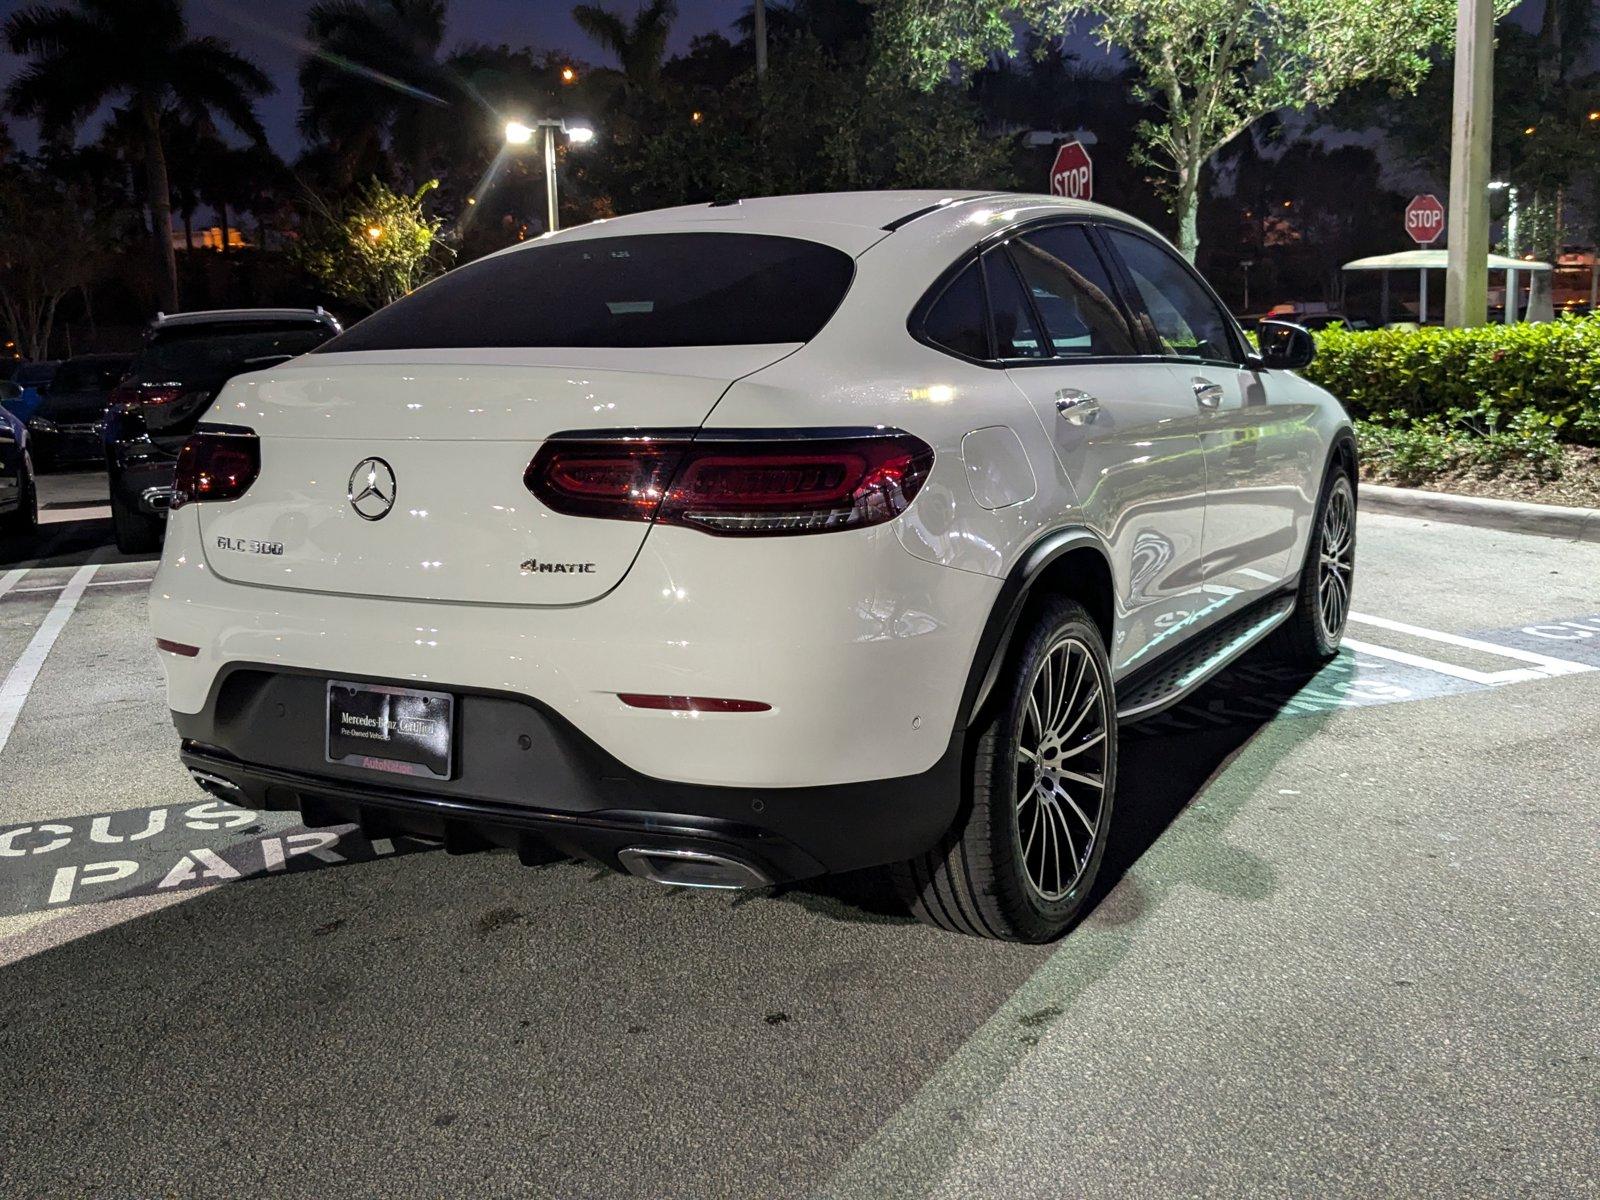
[881,193,1006,233]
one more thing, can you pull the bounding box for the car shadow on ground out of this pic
[0,656,1325,1197]
[777,651,1323,932]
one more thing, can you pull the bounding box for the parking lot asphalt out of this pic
[1,472,1597,1199]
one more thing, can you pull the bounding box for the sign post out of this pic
[1406,194,1446,323]
[1049,141,1094,202]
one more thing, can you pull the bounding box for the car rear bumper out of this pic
[174,666,964,883]
[152,505,1000,789]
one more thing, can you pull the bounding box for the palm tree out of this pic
[4,0,273,312]
[572,0,678,93]
[299,0,451,189]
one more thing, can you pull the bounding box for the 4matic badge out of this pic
[520,558,597,574]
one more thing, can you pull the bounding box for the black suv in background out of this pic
[104,308,341,553]
[27,353,133,469]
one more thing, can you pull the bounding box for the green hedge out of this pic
[1305,315,1600,446]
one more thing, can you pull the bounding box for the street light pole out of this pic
[1444,0,1494,328]
[543,123,559,234]
[506,118,594,235]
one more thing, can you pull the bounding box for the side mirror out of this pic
[1256,320,1315,370]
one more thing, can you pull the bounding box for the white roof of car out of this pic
[532,190,1167,258]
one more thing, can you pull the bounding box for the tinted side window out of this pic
[1105,229,1238,363]
[982,251,1047,359]
[923,263,989,359]
[1009,227,1135,356]
[322,233,854,351]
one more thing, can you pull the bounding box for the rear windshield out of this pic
[135,324,333,380]
[51,358,130,393]
[319,233,856,351]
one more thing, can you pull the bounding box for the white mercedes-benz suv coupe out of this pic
[152,191,1355,942]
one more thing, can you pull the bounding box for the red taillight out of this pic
[111,383,184,409]
[155,638,200,657]
[171,430,260,510]
[618,694,771,713]
[525,431,934,536]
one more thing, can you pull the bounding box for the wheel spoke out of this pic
[1056,768,1104,790]
[1050,649,1086,734]
[1050,797,1079,882]
[1050,778,1097,837]
[1057,730,1105,760]
[1022,792,1042,863]
[1056,685,1101,744]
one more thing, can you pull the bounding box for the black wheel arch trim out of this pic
[959,524,1114,726]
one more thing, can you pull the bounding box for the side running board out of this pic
[1116,596,1296,723]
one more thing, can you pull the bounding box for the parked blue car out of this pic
[3,361,60,424]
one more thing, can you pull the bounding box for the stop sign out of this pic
[1050,141,1094,201]
[1406,194,1446,245]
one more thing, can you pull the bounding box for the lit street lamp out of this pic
[505,118,595,233]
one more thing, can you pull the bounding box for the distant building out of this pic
[173,226,252,252]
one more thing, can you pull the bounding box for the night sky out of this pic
[0,0,744,156]
[0,0,1557,170]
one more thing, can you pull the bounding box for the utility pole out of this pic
[1444,0,1494,328]
[753,0,768,79]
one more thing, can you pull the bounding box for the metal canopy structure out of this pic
[1342,250,1551,273]
[1342,250,1553,325]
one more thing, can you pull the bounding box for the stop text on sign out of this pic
[1406,194,1446,245]
[1050,141,1094,202]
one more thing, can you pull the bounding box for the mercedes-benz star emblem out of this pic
[347,457,397,521]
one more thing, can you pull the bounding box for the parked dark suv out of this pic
[28,353,133,469]
[105,308,341,553]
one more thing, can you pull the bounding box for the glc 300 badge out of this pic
[348,457,396,521]
[216,536,284,556]
[520,559,597,574]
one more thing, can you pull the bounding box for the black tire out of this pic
[893,596,1118,943]
[1270,467,1356,666]
[110,486,163,555]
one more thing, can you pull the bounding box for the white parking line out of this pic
[1347,611,1595,683]
[0,563,99,755]
[1341,638,1545,686]
[7,577,154,597]
[0,569,25,599]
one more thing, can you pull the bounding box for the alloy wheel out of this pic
[1318,482,1355,640]
[1014,635,1110,902]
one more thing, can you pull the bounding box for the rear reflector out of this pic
[171,429,261,510]
[156,638,200,657]
[526,430,934,536]
[617,693,771,713]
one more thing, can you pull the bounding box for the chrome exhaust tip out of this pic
[617,847,771,890]
[189,768,242,801]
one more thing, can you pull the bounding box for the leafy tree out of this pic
[299,0,452,189]
[295,177,452,311]
[0,161,112,358]
[597,36,1013,212]
[4,0,273,311]
[571,0,678,94]
[874,0,1517,259]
